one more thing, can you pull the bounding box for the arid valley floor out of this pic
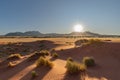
[0,38,120,80]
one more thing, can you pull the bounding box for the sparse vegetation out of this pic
[23,48,29,52]
[104,39,111,41]
[61,49,64,51]
[67,57,73,62]
[36,57,54,68]
[83,57,95,67]
[75,39,102,47]
[75,39,89,46]
[36,57,46,67]
[29,50,50,59]
[66,42,72,45]
[66,59,86,74]
[8,62,16,67]
[7,53,22,60]
[7,42,13,46]
[0,37,119,80]
[31,71,37,78]
[45,60,54,68]
[39,44,45,48]
[40,50,50,56]
[88,39,102,44]
[50,48,55,52]
[52,52,58,58]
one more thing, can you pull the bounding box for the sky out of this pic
[0,0,120,35]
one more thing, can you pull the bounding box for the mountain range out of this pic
[5,31,100,37]
[4,31,120,37]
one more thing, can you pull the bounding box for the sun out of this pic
[73,24,83,32]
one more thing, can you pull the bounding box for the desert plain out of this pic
[0,37,120,80]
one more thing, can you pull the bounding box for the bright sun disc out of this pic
[74,24,83,32]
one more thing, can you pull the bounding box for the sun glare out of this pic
[73,24,83,32]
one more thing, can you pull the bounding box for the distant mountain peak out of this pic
[5,31,101,37]
[5,31,43,36]
[69,31,100,36]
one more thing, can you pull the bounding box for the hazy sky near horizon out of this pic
[0,0,120,35]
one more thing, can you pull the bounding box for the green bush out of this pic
[83,57,95,67]
[31,71,37,78]
[36,57,54,68]
[65,60,86,74]
[52,52,58,58]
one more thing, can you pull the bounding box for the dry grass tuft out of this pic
[83,57,95,67]
[52,52,58,58]
[7,53,22,60]
[66,58,86,74]
[8,62,16,67]
[36,57,54,68]
[31,71,38,78]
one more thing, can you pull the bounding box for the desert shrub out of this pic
[30,50,49,59]
[39,44,45,48]
[7,53,22,60]
[8,62,16,67]
[23,48,29,52]
[40,50,50,56]
[52,52,58,58]
[36,57,46,67]
[61,49,64,51]
[75,39,89,47]
[65,60,86,74]
[104,39,111,41]
[66,61,80,74]
[31,71,37,78]
[45,60,54,68]
[50,48,55,52]
[83,57,95,67]
[67,57,73,62]
[81,39,103,47]
[28,52,40,60]
[88,39,102,44]
[66,42,72,45]
[7,42,13,46]
[79,64,86,72]
[36,57,53,68]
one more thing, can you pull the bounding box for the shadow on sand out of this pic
[0,41,120,80]
[20,66,51,80]
[0,40,58,80]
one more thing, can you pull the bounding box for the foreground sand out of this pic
[0,38,120,80]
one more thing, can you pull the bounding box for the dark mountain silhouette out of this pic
[5,32,24,36]
[69,31,100,36]
[24,31,43,36]
[5,31,43,37]
[5,31,120,37]
[5,31,101,37]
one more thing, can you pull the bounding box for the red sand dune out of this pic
[0,39,120,80]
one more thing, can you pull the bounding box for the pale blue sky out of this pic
[0,0,120,35]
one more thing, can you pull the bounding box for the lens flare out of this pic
[74,24,83,32]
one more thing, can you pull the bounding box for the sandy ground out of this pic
[0,37,119,44]
[0,38,120,80]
